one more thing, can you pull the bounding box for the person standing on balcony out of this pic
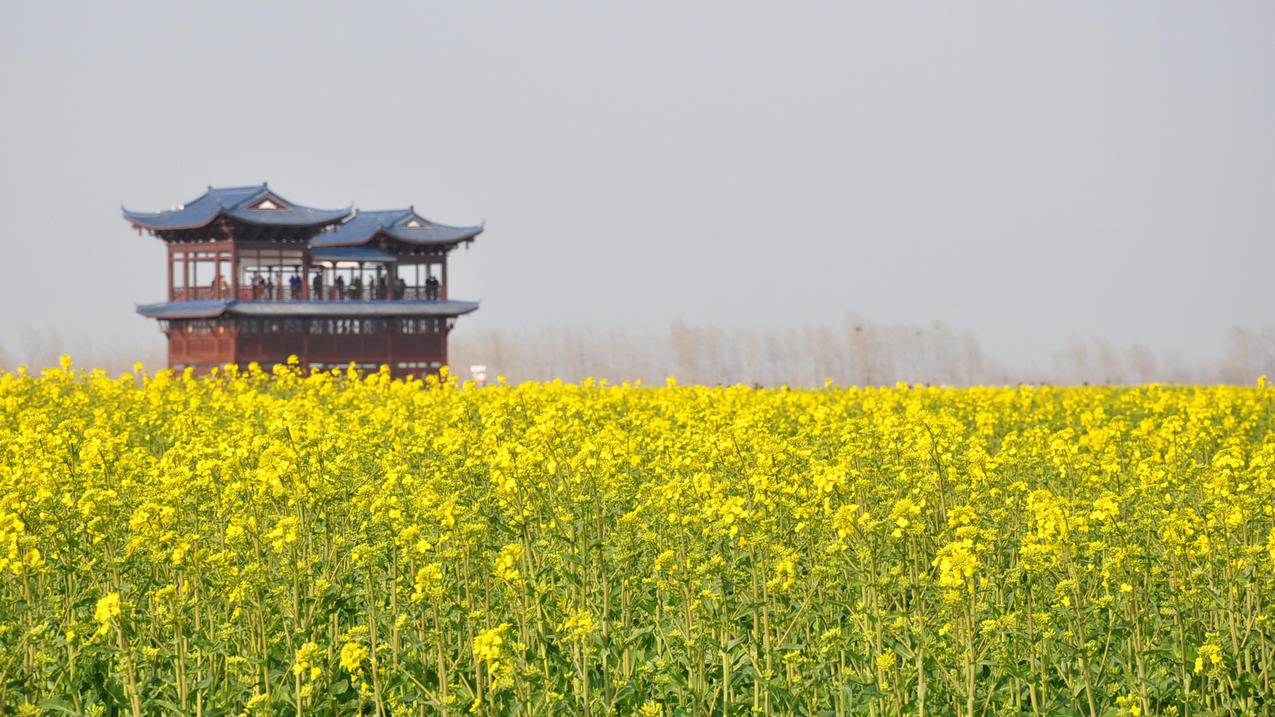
[312,272,323,300]
[425,274,440,300]
[394,276,407,300]
[289,274,301,299]
[334,275,345,300]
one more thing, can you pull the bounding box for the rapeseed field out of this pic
[2,358,1273,715]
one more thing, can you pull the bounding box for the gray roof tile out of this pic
[123,184,350,230]
[136,299,479,320]
[311,208,482,248]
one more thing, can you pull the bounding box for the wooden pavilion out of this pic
[125,183,482,377]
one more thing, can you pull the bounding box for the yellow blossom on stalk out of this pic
[637,702,663,717]
[1194,640,1223,674]
[240,692,270,717]
[293,641,323,682]
[558,608,597,643]
[890,497,923,538]
[1090,495,1119,523]
[339,640,370,694]
[875,651,896,672]
[340,641,367,671]
[495,542,524,583]
[767,551,797,594]
[473,623,513,683]
[412,563,445,602]
[94,592,121,638]
[1115,695,1143,716]
[934,539,977,591]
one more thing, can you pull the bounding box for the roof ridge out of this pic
[206,183,268,192]
[206,185,267,207]
[350,208,413,229]
[229,185,282,210]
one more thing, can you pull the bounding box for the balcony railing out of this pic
[172,284,444,302]
[173,286,231,301]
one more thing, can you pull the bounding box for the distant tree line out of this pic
[4,319,1272,386]
[451,318,1275,387]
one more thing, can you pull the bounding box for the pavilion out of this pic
[125,183,482,376]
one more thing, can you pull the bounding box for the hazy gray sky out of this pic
[1,1,1271,368]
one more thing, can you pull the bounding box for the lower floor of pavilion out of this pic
[162,316,453,378]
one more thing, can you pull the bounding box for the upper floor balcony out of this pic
[173,282,445,302]
[167,256,452,303]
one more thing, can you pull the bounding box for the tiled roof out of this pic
[232,300,479,317]
[136,300,480,320]
[309,247,398,263]
[311,208,482,248]
[123,184,351,230]
[134,300,229,319]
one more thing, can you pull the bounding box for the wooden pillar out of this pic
[182,249,190,301]
[214,252,225,299]
[301,254,311,300]
[386,317,395,375]
[440,256,448,301]
[440,319,449,373]
[230,244,239,300]
[167,244,174,301]
[227,319,237,367]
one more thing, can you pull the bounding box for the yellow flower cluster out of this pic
[494,542,524,583]
[933,538,977,591]
[0,360,1273,715]
[472,623,513,682]
[558,608,597,643]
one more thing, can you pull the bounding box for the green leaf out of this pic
[35,700,78,716]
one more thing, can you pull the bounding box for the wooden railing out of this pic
[172,286,231,301]
[172,285,445,302]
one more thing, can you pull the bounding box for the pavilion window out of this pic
[181,319,218,335]
[170,256,184,299]
[238,249,306,299]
